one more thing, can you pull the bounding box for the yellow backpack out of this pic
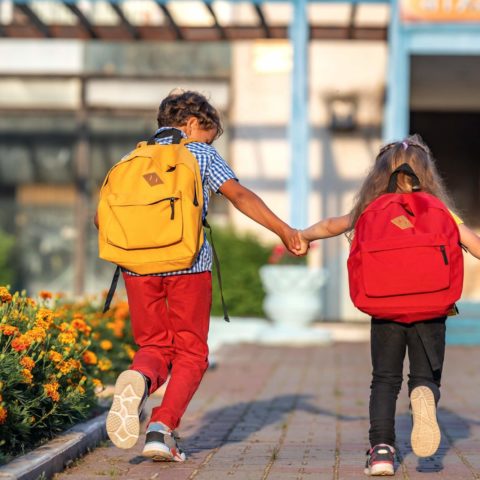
[98,130,204,276]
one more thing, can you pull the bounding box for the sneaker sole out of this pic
[106,370,146,449]
[142,442,174,461]
[410,386,441,457]
[143,443,186,463]
[364,462,395,476]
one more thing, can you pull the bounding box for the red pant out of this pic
[123,272,212,430]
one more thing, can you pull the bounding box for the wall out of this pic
[230,39,388,320]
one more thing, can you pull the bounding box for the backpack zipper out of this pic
[169,198,176,220]
[440,245,448,265]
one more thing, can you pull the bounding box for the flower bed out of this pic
[0,287,136,465]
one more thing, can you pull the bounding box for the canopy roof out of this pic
[2,0,389,41]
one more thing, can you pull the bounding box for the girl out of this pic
[298,134,480,476]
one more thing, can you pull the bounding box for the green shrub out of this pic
[0,289,98,464]
[0,230,15,287]
[209,226,271,317]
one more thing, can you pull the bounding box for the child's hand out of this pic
[295,230,310,256]
[298,230,310,255]
[280,226,302,256]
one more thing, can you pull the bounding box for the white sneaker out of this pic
[410,386,441,457]
[106,370,148,449]
[142,423,187,462]
[364,444,395,476]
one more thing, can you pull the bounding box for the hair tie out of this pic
[401,141,409,151]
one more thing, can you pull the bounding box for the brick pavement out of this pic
[55,343,480,479]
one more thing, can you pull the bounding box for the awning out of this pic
[2,0,389,41]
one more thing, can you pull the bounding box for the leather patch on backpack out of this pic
[391,215,413,230]
[143,172,163,186]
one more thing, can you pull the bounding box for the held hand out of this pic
[279,226,300,255]
[295,230,310,256]
[280,226,310,256]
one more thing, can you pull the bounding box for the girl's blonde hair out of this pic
[349,134,455,229]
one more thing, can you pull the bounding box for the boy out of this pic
[98,90,301,461]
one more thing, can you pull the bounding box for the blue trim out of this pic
[384,9,480,142]
[288,0,309,229]
[383,0,410,142]
[406,26,480,54]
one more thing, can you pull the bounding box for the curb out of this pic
[0,412,107,480]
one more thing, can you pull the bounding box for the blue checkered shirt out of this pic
[125,127,237,276]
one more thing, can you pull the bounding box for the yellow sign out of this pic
[401,0,480,22]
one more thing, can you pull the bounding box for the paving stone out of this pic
[54,343,480,479]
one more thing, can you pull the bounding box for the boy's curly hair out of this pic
[157,90,223,139]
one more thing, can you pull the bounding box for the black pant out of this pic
[369,317,446,447]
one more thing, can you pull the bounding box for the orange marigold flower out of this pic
[35,308,53,329]
[82,350,97,365]
[48,350,63,363]
[26,298,36,307]
[56,361,72,375]
[71,318,91,336]
[58,332,76,344]
[98,359,112,372]
[21,368,33,384]
[38,290,53,300]
[44,382,60,402]
[59,322,73,333]
[71,359,81,370]
[92,378,103,389]
[107,319,125,339]
[11,335,32,352]
[20,356,35,370]
[76,385,85,394]
[57,358,81,374]
[100,340,113,351]
[124,345,136,360]
[0,286,12,303]
[0,405,7,424]
[26,327,47,343]
[92,332,100,341]
[0,324,19,336]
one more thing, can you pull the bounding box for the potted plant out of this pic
[259,245,328,327]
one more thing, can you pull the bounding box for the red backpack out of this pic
[347,163,463,324]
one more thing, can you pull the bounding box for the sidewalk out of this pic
[55,343,480,479]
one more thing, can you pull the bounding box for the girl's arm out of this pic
[301,214,352,242]
[458,224,480,259]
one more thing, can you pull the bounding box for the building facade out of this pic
[0,0,479,319]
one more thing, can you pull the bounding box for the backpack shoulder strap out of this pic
[387,163,421,193]
[147,128,184,145]
[203,219,230,323]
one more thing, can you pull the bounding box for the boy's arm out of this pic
[301,214,351,242]
[219,179,301,254]
[458,224,480,259]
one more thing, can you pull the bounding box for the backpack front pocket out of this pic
[106,192,182,250]
[361,234,451,297]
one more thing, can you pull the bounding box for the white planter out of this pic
[259,265,329,327]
